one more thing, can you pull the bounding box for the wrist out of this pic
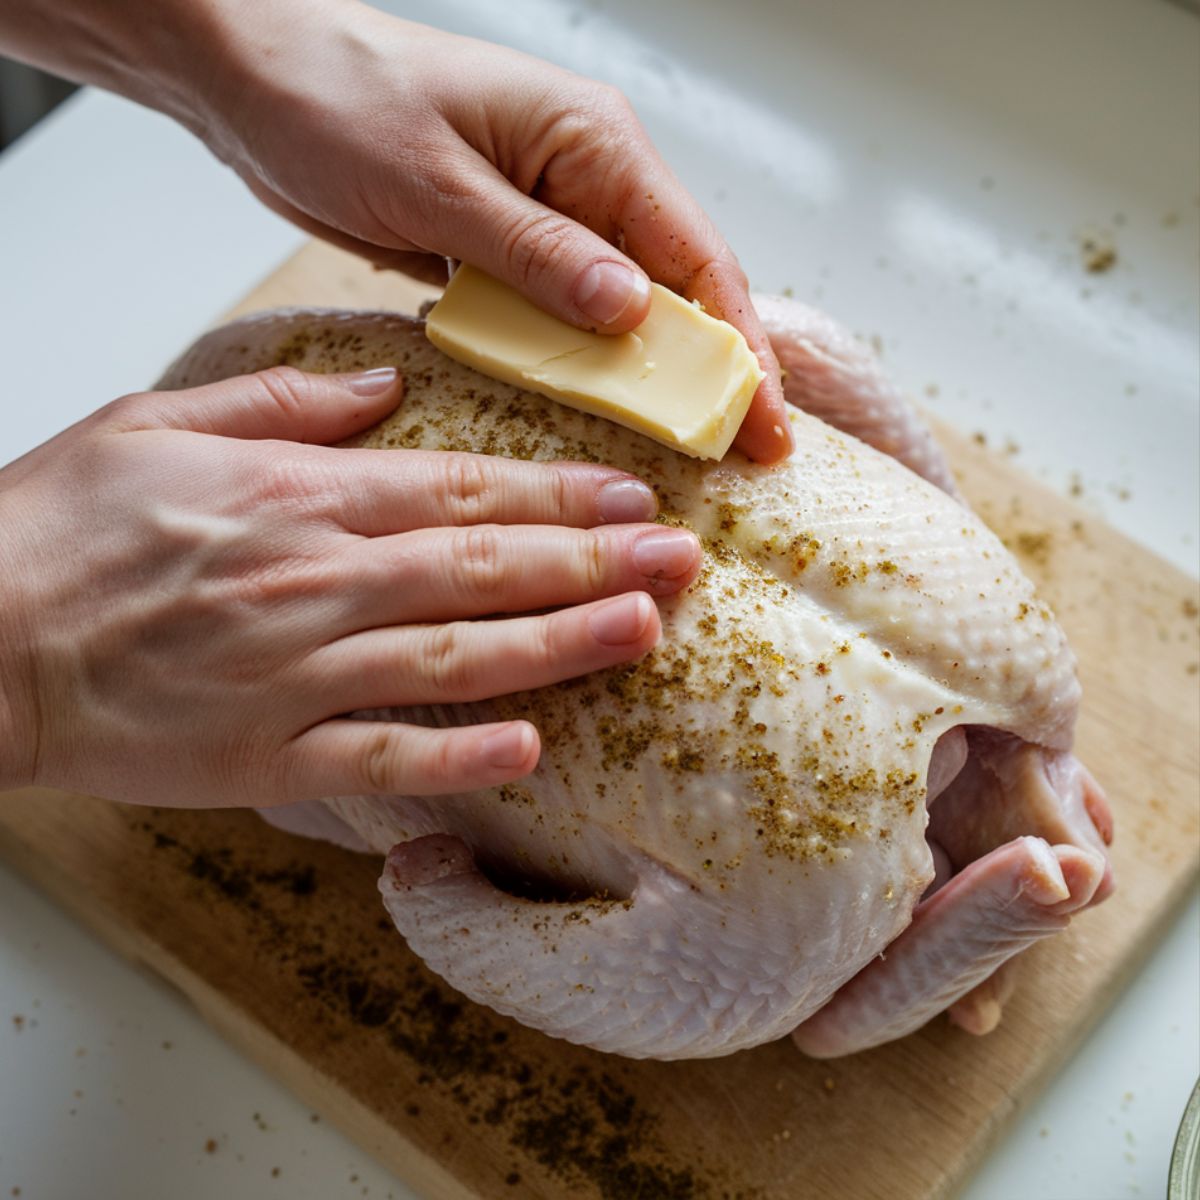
[190,0,417,162]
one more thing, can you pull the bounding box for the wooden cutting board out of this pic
[1,241,1197,1200]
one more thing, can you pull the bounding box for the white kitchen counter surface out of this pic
[1,2,1197,1197]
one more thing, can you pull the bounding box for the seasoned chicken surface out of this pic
[158,300,1112,1060]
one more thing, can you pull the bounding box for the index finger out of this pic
[300,447,660,536]
[540,128,792,464]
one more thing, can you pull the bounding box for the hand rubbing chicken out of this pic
[157,295,1113,1060]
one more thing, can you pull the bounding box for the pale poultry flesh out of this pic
[157,296,1113,1060]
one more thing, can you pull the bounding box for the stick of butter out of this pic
[424,265,764,460]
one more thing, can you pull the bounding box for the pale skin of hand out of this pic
[0,0,785,806]
[0,0,791,462]
[0,367,701,806]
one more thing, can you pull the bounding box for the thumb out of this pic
[129,365,403,443]
[439,172,652,334]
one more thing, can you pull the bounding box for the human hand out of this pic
[0,367,700,808]
[188,2,790,463]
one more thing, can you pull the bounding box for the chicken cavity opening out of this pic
[383,818,642,909]
[474,851,638,905]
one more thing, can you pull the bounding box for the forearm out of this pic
[0,0,266,141]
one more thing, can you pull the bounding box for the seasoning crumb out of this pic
[823,1076,836,1093]
[204,1138,219,1155]
[309,1113,320,1124]
[1013,530,1053,567]
[252,1111,269,1132]
[1039,1126,1050,1138]
[972,431,987,447]
[10,1015,24,1032]
[161,1040,173,1051]
[271,1167,281,1178]
[1080,232,1117,273]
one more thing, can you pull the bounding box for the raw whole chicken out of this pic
[158,294,1113,1060]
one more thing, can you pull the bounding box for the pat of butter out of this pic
[424,265,764,460]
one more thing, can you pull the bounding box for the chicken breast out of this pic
[157,300,1113,1060]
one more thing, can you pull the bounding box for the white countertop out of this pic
[1,2,1197,1197]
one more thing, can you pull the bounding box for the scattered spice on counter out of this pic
[1080,232,1117,273]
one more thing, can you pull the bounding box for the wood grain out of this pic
[2,240,1196,1200]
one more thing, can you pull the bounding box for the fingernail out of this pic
[480,723,535,770]
[632,529,699,579]
[587,593,653,646]
[597,477,657,524]
[343,366,398,397]
[573,261,650,326]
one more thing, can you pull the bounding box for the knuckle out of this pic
[424,161,482,212]
[256,451,321,505]
[531,613,561,671]
[422,623,474,695]
[254,365,312,428]
[688,252,750,297]
[500,209,579,288]
[592,82,634,121]
[363,728,396,792]
[94,392,150,430]
[458,525,506,598]
[426,735,460,790]
[549,465,572,521]
[443,453,495,524]
[580,530,608,592]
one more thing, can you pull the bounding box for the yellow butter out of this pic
[424,266,764,460]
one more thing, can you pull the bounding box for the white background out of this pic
[1,1,1197,1197]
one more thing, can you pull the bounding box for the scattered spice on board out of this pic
[142,819,745,1199]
